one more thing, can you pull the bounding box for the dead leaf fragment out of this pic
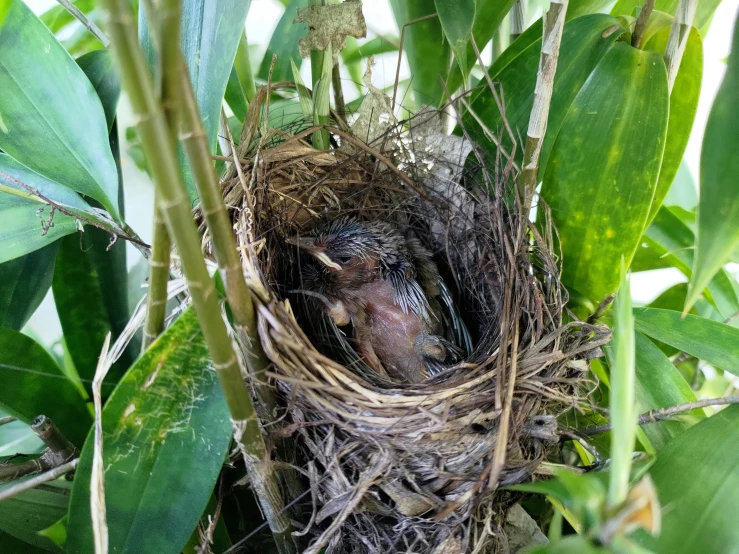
[294,0,367,63]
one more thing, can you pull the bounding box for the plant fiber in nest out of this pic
[198,85,610,553]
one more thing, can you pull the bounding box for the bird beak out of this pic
[286,236,342,271]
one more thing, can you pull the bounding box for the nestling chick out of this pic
[289,217,465,384]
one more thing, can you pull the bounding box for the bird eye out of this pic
[336,255,352,265]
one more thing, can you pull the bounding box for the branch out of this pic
[142,205,171,350]
[631,0,656,49]
[55,0,111,47]
[575,396,739,437]
[0,459,78,502]
[518,0,568,210]
[0,416,15,426]
[663,0,698,92]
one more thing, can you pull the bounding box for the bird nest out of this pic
[199,83,610,553]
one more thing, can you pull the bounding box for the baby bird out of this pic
[289,217,465,384]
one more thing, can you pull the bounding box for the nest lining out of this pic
[199,90,610,553]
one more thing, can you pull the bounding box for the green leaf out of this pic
[341,35,399,65]
[75,50,121,132]
[685,12,739,314]
[645,25,702,223]
[567,0,617,20]
[0,410,44,457]
[0,480,71,552]
[444,0,517,95]
[0,241,57,330]
[38,516,68,551]
[543,42,669,302]
[633,332,702,450]
[0,0,119,218]
[610,0,722,36]
[140,0,252,201]
[52,229,134,395]
[663,161,697,211]
[40,0,94,34]
[225,66,248,122]
[0,530,51,554]
[463,15,625,178]
[0,193,78,264]
[0,329,90,447]
[389,0,450,106]
[636,404,739,552]
[435,0,475,76]
[633,308,739,372]
[66,308,232,554]
[529,535,610,554]
[607,262,636,507]
[258,1,303,83]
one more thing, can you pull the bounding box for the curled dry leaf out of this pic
[294,0,367,63]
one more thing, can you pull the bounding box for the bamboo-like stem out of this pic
[510,0,526,43]
[142,0,179,351]
[631,0,656,49]
[0,459,78,502]
[576,396,739,437]
[331,62,346,123]
[518,0,568,211]
[177,56,278,418]
[142,204,170,350]
[663,0,698,92]
[235,30,257,107]
[98,0,295,552]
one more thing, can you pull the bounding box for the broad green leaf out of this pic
[663,161,697,211]
[435,0,475,76]
[66,308,232,554]
[0,193,77,264]
[645,26,702,223]
[258,1,302,83]
[38,516,68,551]
[633,333,702,450]
[0,0,119,218]
[543,42,669,302]
[0,480,71,552]
[389,0,450,106]
[0,241,57,330]
[529,535,609,554]
[0,530,50,554]
[0,329,90,447]
[610,0,722,36]
[444,0,517,95]
[225,67,248,122]
[607,262,636,507]
[686,12,739,314]
[463,15,625,177]
[633,308,739,372]
[140,0,252,201]
[645,206,739,320]
[636,404,739,552]
[76,50,120,132]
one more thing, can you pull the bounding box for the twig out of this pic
[588,293,616,323]
[0,173,150,252]
[331,62,346,123]
[54,0,111,47]
[631,0,656,49]
[663,0,698,92]
[0,416,15,426]
[575,396,739,437]
[518,0,568,211]
[392,13,439,110]
[0,458,78,502]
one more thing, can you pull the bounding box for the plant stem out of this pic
[663,0,698,92]
[235,30,257,107]
[0,459,79,502]
[510,0,526,43]
[331,62,346,122]
[309,0,326,88]
[518,0,568,211]
[54,0,111,47]
[142,204,170,350]
[98,0,295,552]
[631,0,656,49]
[576,396,739,437]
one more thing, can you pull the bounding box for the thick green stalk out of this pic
[142,204,170,350]
[98,0,295,551]
[309,0,326,88]
[177,52,278,417]
[234,30,256,107]
[142,0,180,350]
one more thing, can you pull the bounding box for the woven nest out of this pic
[198,84,610,553]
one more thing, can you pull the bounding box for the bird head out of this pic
[287,217,388,289]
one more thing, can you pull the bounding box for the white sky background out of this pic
[23,0,739,344]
